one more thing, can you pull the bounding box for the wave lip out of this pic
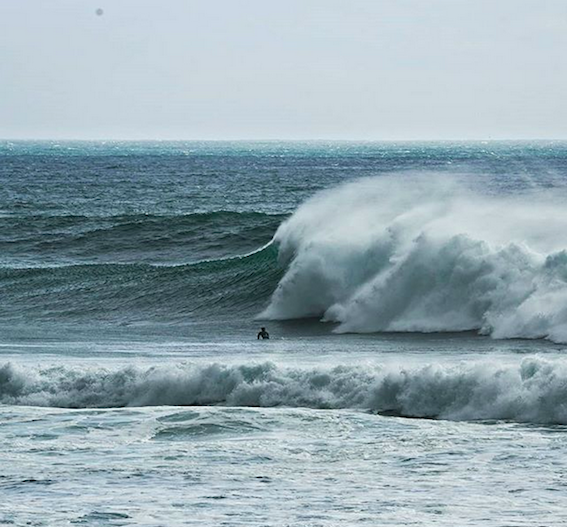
[0,243,282,322]
[260,175,567,343]
[2,358,567,425]
[0,210,286,267]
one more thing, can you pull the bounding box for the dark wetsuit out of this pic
[257,329,270,340]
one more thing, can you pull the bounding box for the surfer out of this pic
[257,327,270,340]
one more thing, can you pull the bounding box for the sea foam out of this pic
[261,175,567,342]
[1,358,567,423]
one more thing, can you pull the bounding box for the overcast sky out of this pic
[1,0,566,140]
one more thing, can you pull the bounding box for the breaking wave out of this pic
[2,357,567,424]
[261,175,567,343]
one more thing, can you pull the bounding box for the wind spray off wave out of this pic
[261,175,567,343]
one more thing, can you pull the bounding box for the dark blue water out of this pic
[5,141,567,527]
[1,140,567,330]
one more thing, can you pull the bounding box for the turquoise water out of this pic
[1,141,567,525]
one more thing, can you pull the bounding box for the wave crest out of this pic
[2,358,567,424]
[261,175,567,343]
[0,244,281,322]
[0,211,285,266]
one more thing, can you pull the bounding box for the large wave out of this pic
[0,209,287,322]
[261,175,567,343]
[0,244,281,322]
[2,358,567,424]
[0,211,284,266]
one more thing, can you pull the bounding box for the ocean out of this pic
[1,140,567,526]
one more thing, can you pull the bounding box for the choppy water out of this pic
[2,140,567,526]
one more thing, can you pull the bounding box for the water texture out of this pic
[1,140,567,526]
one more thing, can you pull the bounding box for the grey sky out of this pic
[1,0,566,140]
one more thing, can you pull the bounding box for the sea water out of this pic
[1,141,567,526]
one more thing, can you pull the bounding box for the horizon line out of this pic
[2,137,567,143]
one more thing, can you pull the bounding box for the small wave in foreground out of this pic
[2,357,566,424]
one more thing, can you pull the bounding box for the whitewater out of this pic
[2,356,567,424]
[1,141,567,526]
[263,175,567,343]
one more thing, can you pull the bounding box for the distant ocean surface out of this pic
[1,141,567,526]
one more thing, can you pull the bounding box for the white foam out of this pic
[260,175,567,342]
[2,357,567,423]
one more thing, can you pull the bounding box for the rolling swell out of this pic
[0,244,282,322]
[0,211,286,266]
[2,357,567,424]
